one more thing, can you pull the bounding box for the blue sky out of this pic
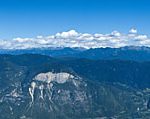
[0,0,150,39]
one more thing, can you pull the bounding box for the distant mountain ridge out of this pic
[1,46,150,61]
[73,46,150,61]
[0,47,85,57]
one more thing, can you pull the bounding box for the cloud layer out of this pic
[0,28,150,49]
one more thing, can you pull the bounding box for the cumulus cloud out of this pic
[0,28,150,49]
[129,28,137,34]
[56,30,79,38]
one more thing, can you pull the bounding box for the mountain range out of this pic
[1,46,150,61]
[1,47,150,118]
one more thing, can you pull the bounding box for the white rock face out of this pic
[28,72,76,105]
[33,72,74,84]
[29,82,36,103]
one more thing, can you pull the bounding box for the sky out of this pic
[0,0,150,39]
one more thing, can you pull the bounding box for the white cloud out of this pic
[135,35,148,40]
[129,28,137,34]
[0,28,150,49]
[56,30,79,38]
[111,31,121,37]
